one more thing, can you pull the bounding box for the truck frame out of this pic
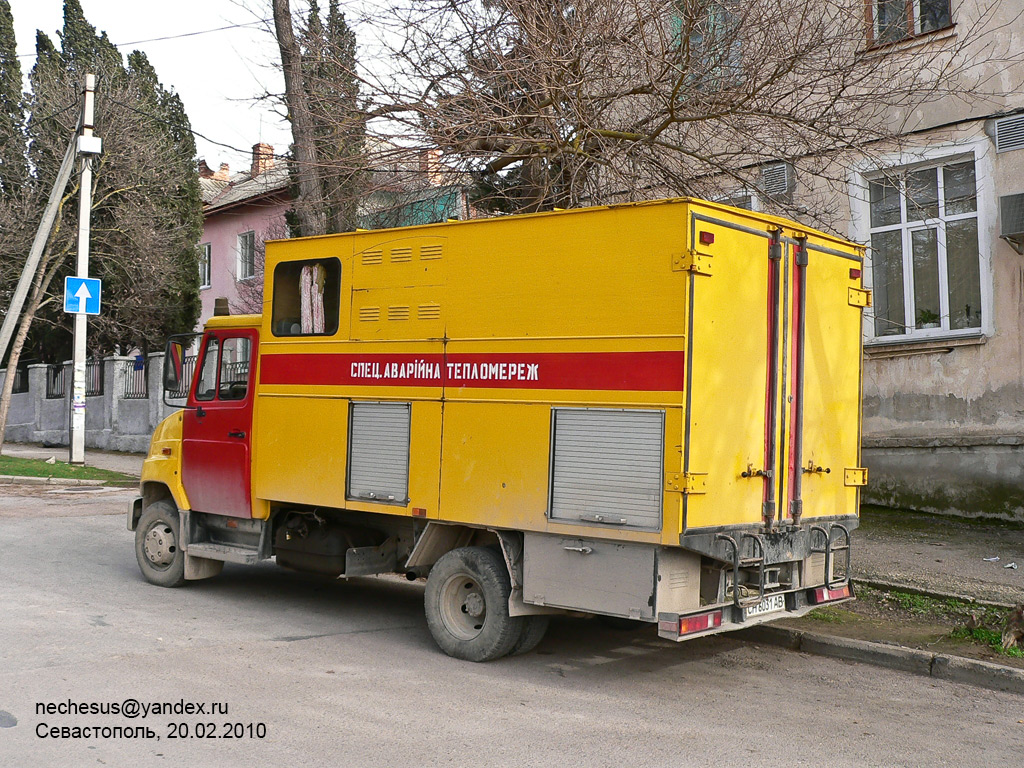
[129,198,867,661]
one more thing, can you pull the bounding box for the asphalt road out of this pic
[1,486,1021,768]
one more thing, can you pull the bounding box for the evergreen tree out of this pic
[0,0,26,196]
[292,0,366,234]
[8,0,202,364]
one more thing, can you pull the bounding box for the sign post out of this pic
[68,74,102,465]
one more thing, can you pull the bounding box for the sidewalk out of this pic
[1,442,144,478]
[854,505,1023,607]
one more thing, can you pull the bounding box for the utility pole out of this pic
[0,136,77,372]
[69,74,101,465]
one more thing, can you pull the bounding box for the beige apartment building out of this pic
[819,1,1023,520]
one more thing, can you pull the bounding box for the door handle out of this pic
[196,406,206,418]
[228,430,246,439]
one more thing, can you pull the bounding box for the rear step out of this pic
[182,510,271,564]
[715,532,767,609]
[185,542,261,565]
[810,523,851,589]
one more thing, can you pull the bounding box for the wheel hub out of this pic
[463,592,485,618]
[438,575,488,640]
[143,523,176,568]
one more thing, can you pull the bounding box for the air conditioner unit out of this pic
[1000,193,1024,254]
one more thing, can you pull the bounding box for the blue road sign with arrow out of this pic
[63,276,102,315]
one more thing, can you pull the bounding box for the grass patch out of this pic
[805,606,856,624]
[0,455,136,485]
[858,585,1006,624]
[950,627,1024,659]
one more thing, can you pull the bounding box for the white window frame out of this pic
[199,242,211,289]
[848,138,994,345]
[237,231,255,281]
[870,0,952,45]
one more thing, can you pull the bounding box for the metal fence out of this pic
[11,366,29,394]
[122,357,148,399]
[167,355,198,399]
[45,364,66,399]
[222,360,249,383]
[85,358,104,397]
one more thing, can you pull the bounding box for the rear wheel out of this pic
[424,546,523,662]
[135,500,185,588]
[510,615,550,656]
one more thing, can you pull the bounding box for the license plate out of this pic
[745,593,786,618]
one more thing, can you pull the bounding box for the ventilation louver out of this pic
[994,114,1024,153]
[1000,194,1024,254]
[759,162,794,203]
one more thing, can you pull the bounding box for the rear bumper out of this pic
[657,582,854,642]
[678,515,859,563]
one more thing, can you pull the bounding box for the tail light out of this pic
[679,610,723,636]
[810,584,851,604]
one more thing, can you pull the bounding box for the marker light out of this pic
[678,610,723,636]
[810,584,852,604]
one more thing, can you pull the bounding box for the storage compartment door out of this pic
[347,402,411,504]
[549,408,664,530]
[522,534,656,619]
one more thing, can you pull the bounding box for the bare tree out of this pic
[272,0,327,235]
[314,0,1021,229]
[0,3,203,451]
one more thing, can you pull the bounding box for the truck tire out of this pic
[424,546,524,662]
[509,615,550,656]
[135,500,186,588]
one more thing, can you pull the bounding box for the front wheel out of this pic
[135,500,185,587]
[424,546,523,662]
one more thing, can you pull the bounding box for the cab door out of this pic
[182,329,257,518]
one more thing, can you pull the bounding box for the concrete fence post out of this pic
[147,352,165,431]
[28,363,47,442]
[104,355,119,440]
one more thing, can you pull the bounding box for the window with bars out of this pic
[867,157,982,339]
[869,0,951,45]
[237,231,255,281]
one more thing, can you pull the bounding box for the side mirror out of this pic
[163,333,201,407]
[164,340,185,394]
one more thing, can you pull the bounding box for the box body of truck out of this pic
[131,198,867,660]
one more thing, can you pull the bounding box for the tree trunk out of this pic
[272,0,326,236]
[0,252,56,454]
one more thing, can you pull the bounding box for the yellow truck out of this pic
[129,198,867,661]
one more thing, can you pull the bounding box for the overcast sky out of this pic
[11,0,293,172]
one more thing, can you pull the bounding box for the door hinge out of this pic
[844,467,868,486]
[848,287,872,308]
[666,472,707,494]
[672,250,713,276]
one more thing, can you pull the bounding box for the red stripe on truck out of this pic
[259,351,686,391]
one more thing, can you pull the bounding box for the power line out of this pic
[14,19,269,59]
[27,100,79,126]
[105,97,285,161]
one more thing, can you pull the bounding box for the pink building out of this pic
[197,143,290,327]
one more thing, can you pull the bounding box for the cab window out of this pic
[218,337,251,400]
[272,258,341,336]
[195,336,219,401]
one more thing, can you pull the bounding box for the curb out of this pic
[0,475,109,487]
[852,577,1016,610]
[736,625,1024,695]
